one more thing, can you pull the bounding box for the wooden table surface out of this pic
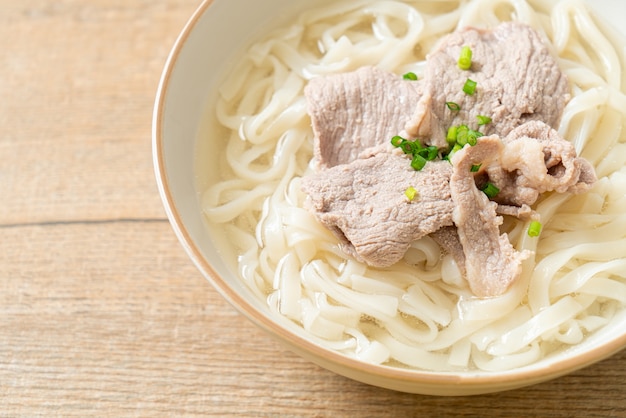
[1,0,625,416]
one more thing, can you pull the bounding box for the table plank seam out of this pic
[0,218,169,229]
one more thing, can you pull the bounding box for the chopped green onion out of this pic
[400,141,416,155]
[467,129,482,146]
[463,78,477,95]
[392,136,424,156]
[426,146,439,160]
[446,101,461,111]
[405,186,418,201]
[403,72,418,80]
[458,45,472,70]
[446,126,458,145]
[481,182,500,198]
[470,164,482,172]
[446,123,483,150]
[528,220,542,237]
[411,154,427,171]
[476,115,492,125]
[418,146,439,161]
[390,135,404,147]
[456,125,469,146]
[391,136,436,170]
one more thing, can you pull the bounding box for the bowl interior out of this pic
[153,0,626,395]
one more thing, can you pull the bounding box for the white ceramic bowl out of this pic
[153,0,626,395]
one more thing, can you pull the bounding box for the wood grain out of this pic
[0,1,625,416]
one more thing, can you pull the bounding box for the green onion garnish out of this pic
[476,115,492,125]
[446,101,461,111]
[446,126,458,145]
[403,72,418,80]
[458,45,472,70]
[470,164,481,172]
[411,154,427,171]
[481,182,500,198]
[405,186,418,201]
[528,220,542,237]
[390,135,435,171]
[426,146,439,160]
[463,78,477,95]
[456,125,469,146]
[446,124,483,157]
[391,135,404,147]
[418,146,439,161]
[400,141,416,155]
[467,129,482,146]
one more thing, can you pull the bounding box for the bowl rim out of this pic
[152,0,626,393]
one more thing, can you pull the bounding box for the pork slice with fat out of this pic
[484,121,596,207]
[450,136,531,297]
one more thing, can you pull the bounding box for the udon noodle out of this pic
[200,0,626,371]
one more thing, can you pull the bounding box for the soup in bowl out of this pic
[153,0,626,395]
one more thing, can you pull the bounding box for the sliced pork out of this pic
[301,154,453,268]
[484,121,596,206]
[304,66,422,169]
[404,22,569,148]
[450,136,532,297]
[300,22,596,298]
